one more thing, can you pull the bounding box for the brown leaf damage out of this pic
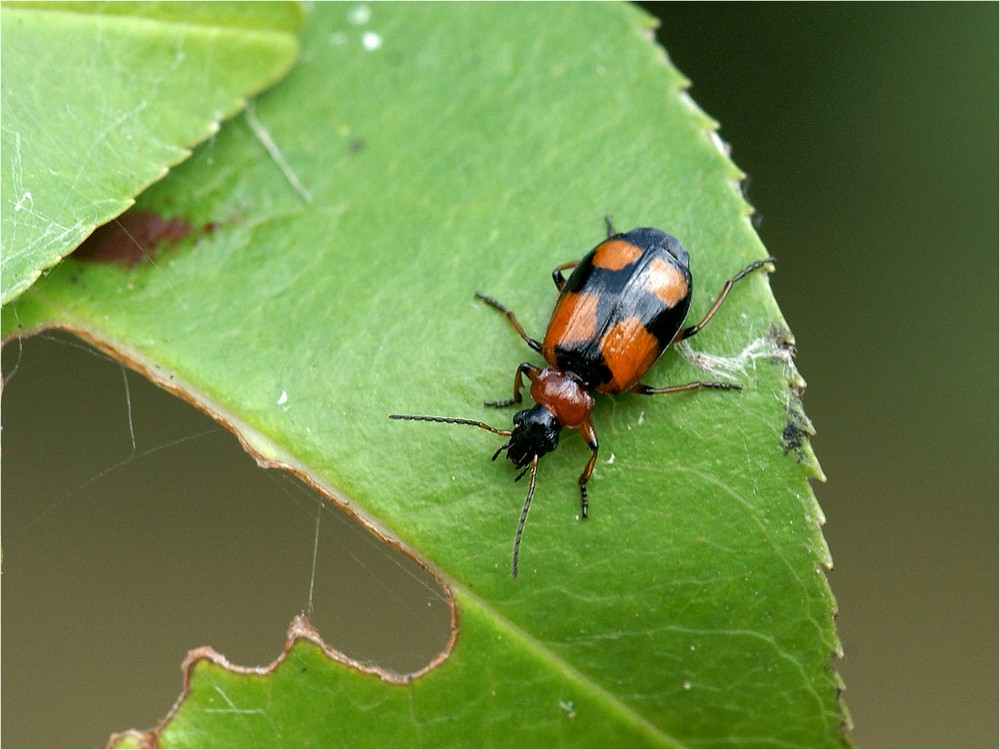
[73,209,197,268]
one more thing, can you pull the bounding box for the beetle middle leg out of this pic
[551,261,578,292]
[474,292,542,353]
[485,362,541,408]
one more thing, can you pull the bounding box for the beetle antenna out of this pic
[389,413,511,437]
[511,456,539,578]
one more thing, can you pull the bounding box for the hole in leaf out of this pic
[1,331,453,748]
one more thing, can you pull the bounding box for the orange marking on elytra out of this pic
[648,257,688,307]
[598,316,660,393]
[543,292,600,364]
[592,239,643,271]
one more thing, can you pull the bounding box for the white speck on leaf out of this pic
[14,191,32,212]
[277,390,288,406]
[348,4,371,25]
[362,31,383,51]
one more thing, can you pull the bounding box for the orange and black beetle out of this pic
[392,223,774,577]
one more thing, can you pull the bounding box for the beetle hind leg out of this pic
[602,215,619,238]
[672,257,776,343]
[630,381,742,395]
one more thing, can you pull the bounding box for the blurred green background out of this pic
[651,4,998,746]
[2,4,997,747]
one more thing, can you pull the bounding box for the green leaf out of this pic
[3,3,847,746]
[0,1,302,304]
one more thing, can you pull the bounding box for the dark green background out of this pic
[3,4,997,747]
[653,4,998,746]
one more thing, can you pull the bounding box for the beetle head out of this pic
[496,405,562,469]
[389,406,559,578]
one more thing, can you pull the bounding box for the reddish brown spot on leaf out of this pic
[73,209,193,268]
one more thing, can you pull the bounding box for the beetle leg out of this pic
[552,212,619,292]
[551,261,578,292]
[474,292,542,353]
[577,419,599,519]
[630,381,742,395]
[486,362,541,408]
[672,256,776,343]
[603,215,616,237]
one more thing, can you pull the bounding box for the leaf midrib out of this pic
[449,579,680,747]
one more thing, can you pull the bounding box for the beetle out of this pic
[391,222,774,577]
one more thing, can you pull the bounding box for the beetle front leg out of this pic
[577,419,599,518]
[485,362,541,408]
